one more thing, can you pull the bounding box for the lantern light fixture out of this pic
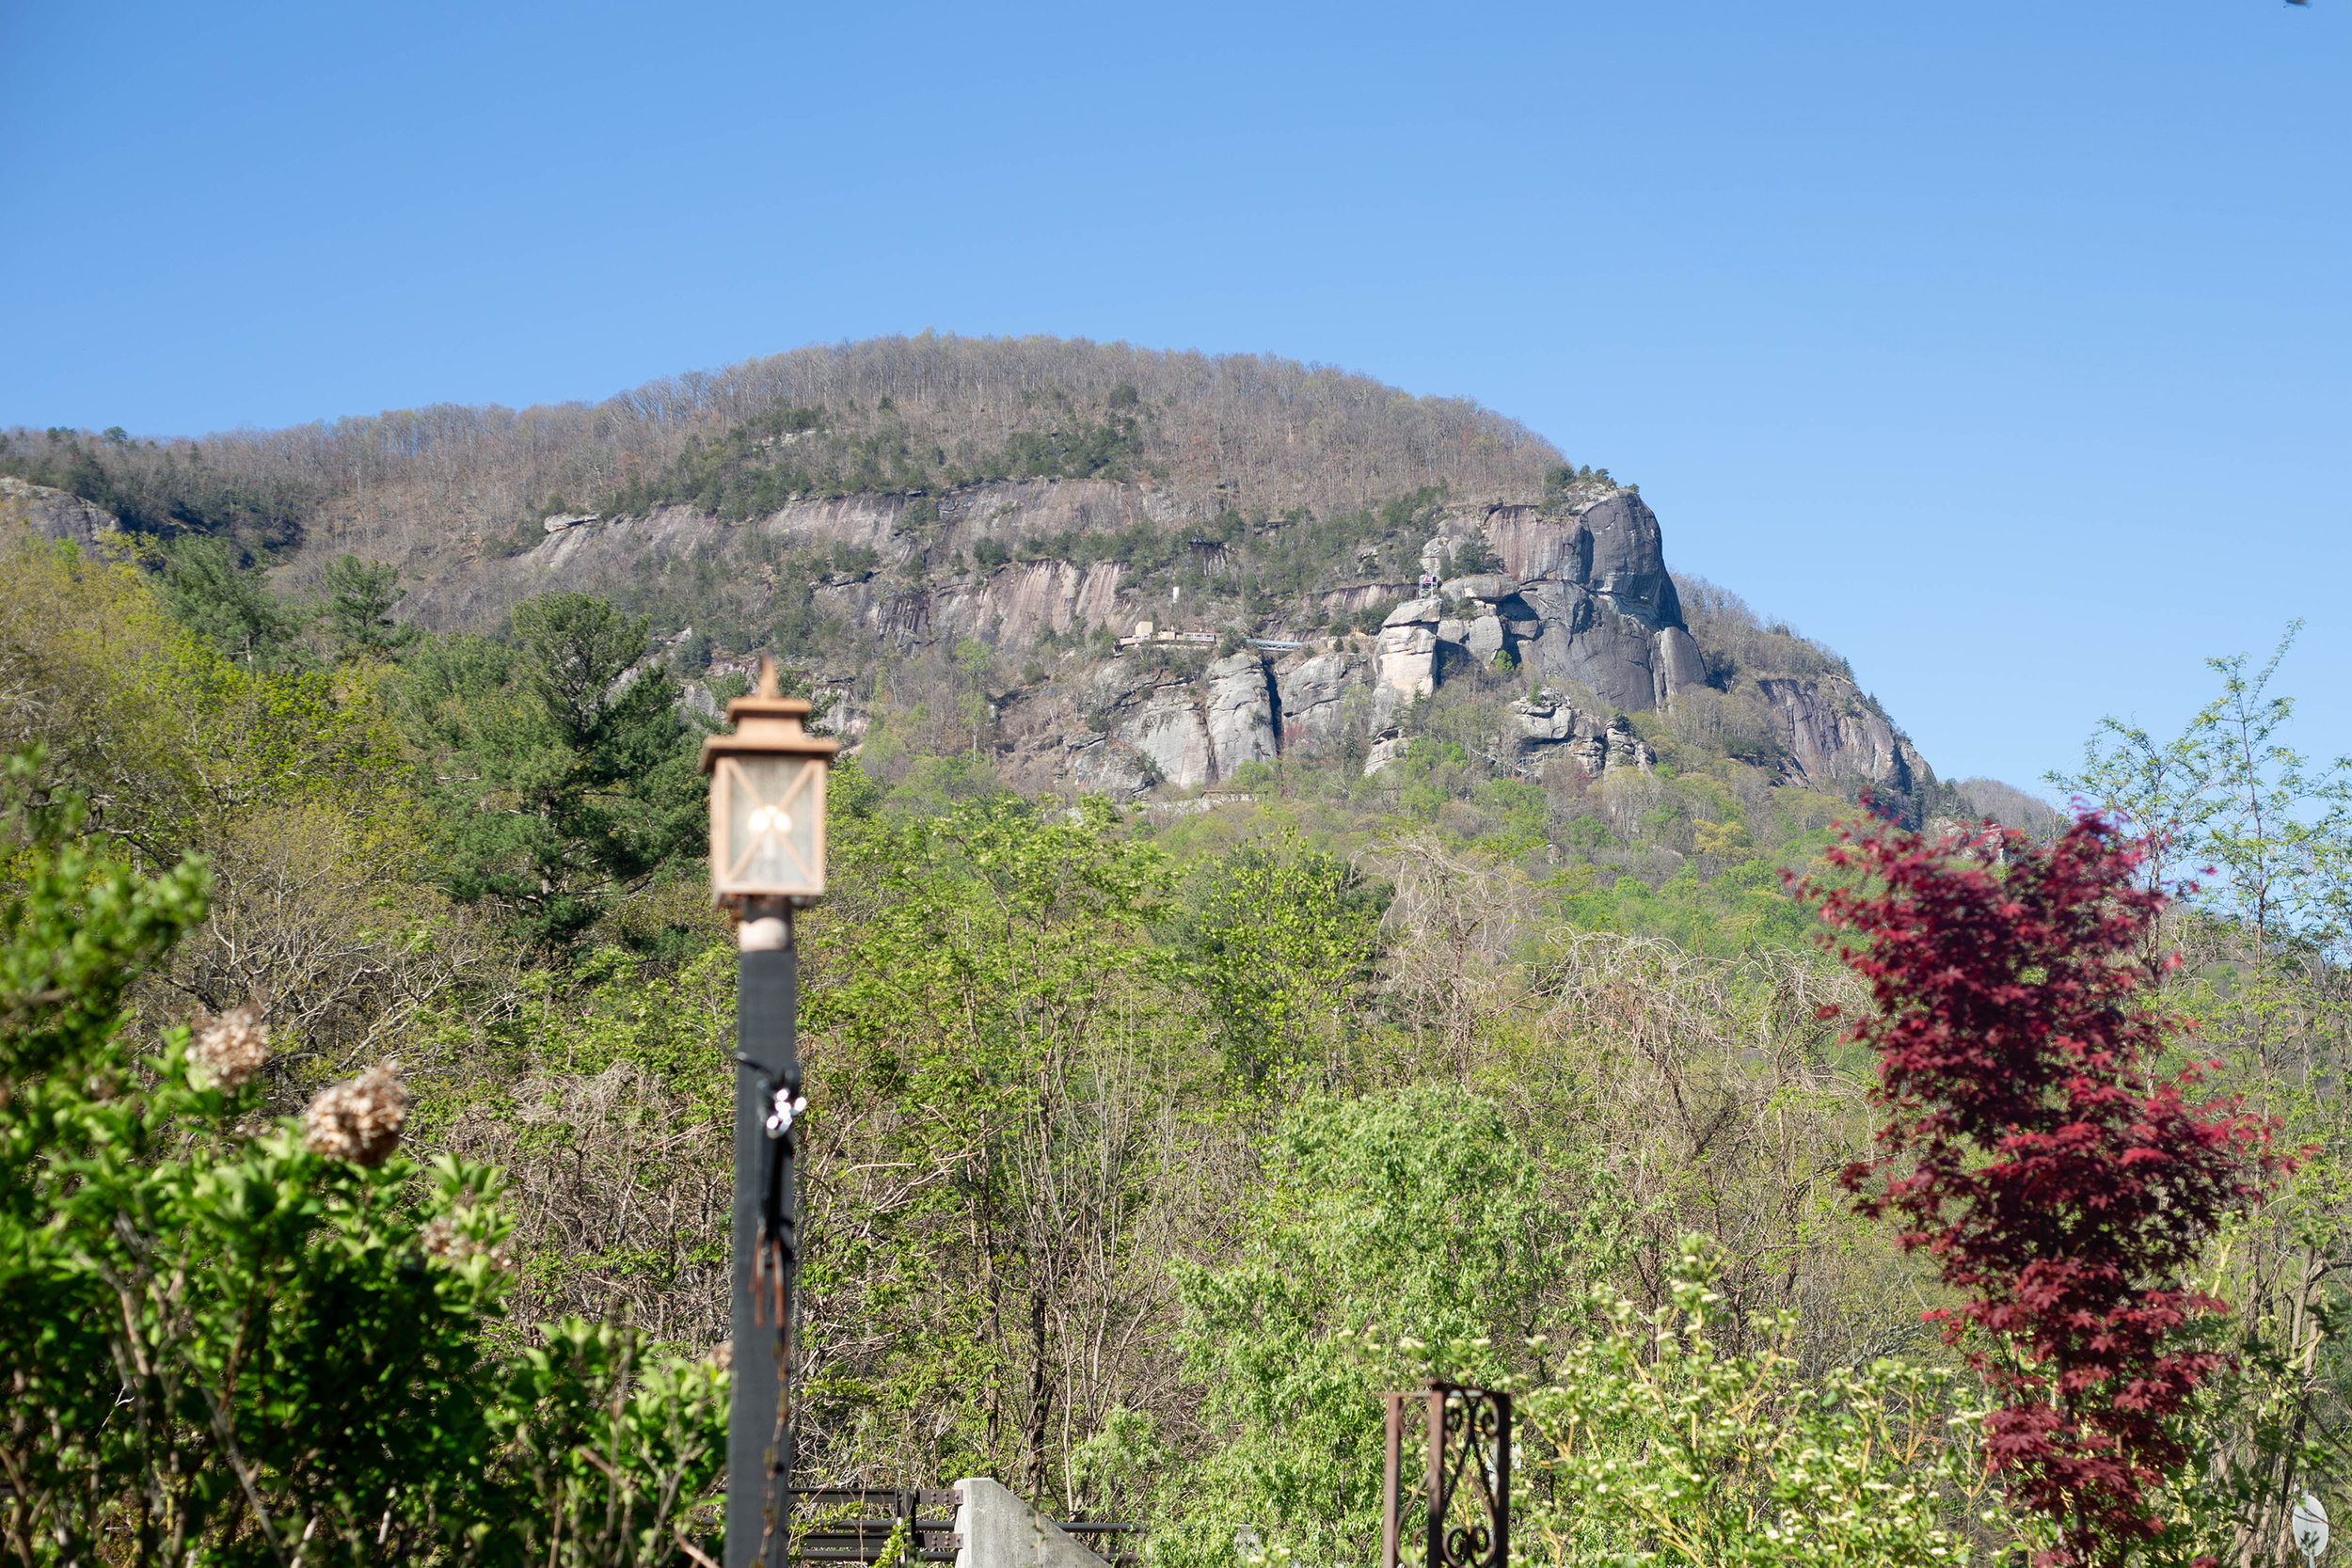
[700,657,840,909]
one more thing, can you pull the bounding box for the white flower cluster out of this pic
[302,1064,409,1166]
[188,1003,269,1091]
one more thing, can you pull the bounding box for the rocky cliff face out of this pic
[436,474,1926,805]
[413,481,1169,637]
[462,478,1742,795]
[0,477,118,548]
[17,457,1929,808]
[1757,673,1931,797]
[1475,492,1707,709]
[426,482,1712,699]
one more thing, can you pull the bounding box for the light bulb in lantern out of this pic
[702,657,838,906]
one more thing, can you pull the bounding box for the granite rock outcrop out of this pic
[1511,691,1656,777]
[0,477,119,548]
[321,468,1930,806]
[1275,649,1367,740]
[1203,654,1279,777]
[1758,674,1931,795]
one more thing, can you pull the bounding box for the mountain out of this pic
[0,335,1973,827]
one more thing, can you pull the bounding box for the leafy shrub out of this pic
[1511,1242,1995,1568]
[0,755,726,1563]
[1447,536,1504,576]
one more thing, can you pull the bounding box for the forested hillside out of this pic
[5,340,2347,1566]
[2,336,1980,877]
[0,336,1559,564]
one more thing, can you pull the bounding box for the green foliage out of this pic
[319,552,419,660]
[0,760,725,1564]
[0,531,431,892]
[799,794,1182,1493]
[489,1319,730,1565]
[394,594,703,947]
[1157,1085,1609,1568]
[1163,1103,1993,1568]
[812,788,1179,1121]
[1512,1242,1996,1568]
[161,534,310,672]
[1563,814,1614,852]
[1167,832,1386,1082]
[0,752,213,1077]
[1557,861,1822,955]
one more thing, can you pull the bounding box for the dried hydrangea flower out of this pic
[420,1213,460,1259]
[302,1064,409,1166]
[188,1003,269,1091]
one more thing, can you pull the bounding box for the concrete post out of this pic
[951,1479,1109,1568]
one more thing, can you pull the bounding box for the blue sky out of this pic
[4,0,2346,794]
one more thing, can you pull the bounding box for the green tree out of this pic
[159,535,309,672]
[2050,629,2352,1565]
[397,594,702,948]
[1154,1085,1604,1568]
[1169,832,1386,1083]
[319,552,419,661]
[801,795,1181,1500]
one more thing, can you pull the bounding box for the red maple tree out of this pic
[1795,808,2287,1567]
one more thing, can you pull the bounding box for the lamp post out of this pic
[702,657,839,1568]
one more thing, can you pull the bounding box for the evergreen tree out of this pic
[159,535,308,671]
[398,594,702,947]
[320,552,419,660]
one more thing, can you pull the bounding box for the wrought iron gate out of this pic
[1380,1383,1511,1568]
